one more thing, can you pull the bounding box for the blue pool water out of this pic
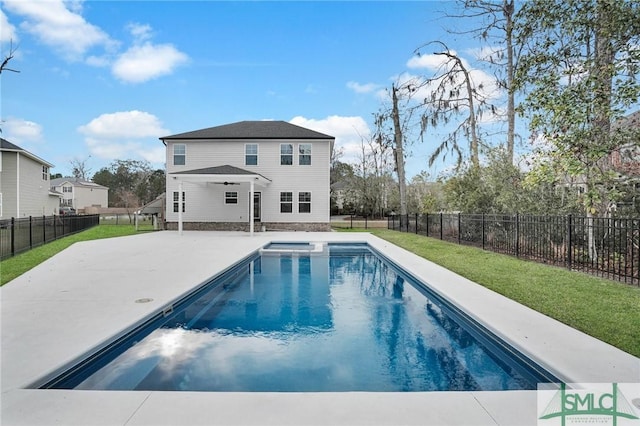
[43,243,556,392]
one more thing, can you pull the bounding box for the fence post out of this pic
[29,216,33,249]
[457,213,461,244]
[43,215,46,244]
[53,215,57,240]
[365,215,368,230]
[482,213,485,250]
[567,214,573,269]
[350,214,353,229]
[10,217,15,257]
[425,213,429,237]
[515,214,520,258]
[440,213,443,240]
[415,213,419,234]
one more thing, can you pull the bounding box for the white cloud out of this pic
[112,42,188,83]
[1,117,43,144]
[0,9,18,43]
[78,110,168,164]
[289,115,371,163]
[127,22,153,42]
[3,0,114,61]
[346,81,380,94]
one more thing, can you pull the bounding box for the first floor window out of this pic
[280,191,293,213]
[173,191,186,213]
[225,191,238,204]
[299,192,311,213]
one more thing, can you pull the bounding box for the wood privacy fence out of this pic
[0,214,100,260]
[388,213,640,286]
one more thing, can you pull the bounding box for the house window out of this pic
[42,166,49,180]
[280,192,293,213]
[299,144,311,165]
[299,192,311,213]
[225,191,238,204]
[63,186,73,193]
[245,144,258,166]
[280,144,293,165]
[173,144,186,166]
[173,191,186,213]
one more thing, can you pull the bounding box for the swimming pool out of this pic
[41,243,557,392]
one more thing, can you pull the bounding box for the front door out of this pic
[252,192,261,221]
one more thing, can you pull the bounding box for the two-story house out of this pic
[161,121,334,232]
[0,138,61,219]
[50,177,109,212]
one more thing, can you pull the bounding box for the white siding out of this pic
[17,154,55,217]
[166,138,331,224]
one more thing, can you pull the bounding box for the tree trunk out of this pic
[392,85,408,216]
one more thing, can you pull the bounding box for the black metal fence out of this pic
[389,213,640,286]
[0,214,100,261]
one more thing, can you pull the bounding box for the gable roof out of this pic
[161,120,334,141]
[50,177,109,189]
[1,138,54,167]
[172,164,270,181]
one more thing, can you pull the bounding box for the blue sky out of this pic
[1,0,497,179]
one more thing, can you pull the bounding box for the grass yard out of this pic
[365,229,640,358]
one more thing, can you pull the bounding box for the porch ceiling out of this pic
[169,165,271,187]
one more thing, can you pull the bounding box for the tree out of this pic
[0,40,19,75]
[92,160,164,216]
[414,41,499,169]
[70,157,92,180]
[447,0,519,164]
[515,0,640,217]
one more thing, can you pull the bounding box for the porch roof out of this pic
[169,165,271,186]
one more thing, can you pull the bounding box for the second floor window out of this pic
[245,144,258,166]
[42,166,49,180]
[280,144,293,165]
[299,144,311,165]
[63,186,73,193]
[173,144,186,166]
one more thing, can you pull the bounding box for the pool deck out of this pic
[1,231,638,426]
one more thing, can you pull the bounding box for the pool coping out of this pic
[1,231,639,425]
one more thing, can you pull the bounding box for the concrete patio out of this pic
[1,231,638,425]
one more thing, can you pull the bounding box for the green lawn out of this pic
[364,229,640,358]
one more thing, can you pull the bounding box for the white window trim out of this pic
[173,191,186,213]
[173,144,186,166]
[245,143,258,166]
[225,191,238,204]
[298,143,312,166]
[280,143,293,166]
[280,191,293,213]
[298,191,311,213]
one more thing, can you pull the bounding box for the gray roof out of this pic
[161,120,334,141]
[50,177,108,189]
[0,138,22,151]
[172,165,270,181]
[1,138,54,167]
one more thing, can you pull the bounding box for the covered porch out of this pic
[169,165,271,235]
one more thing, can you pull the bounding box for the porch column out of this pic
[249,180,255,236]
[178,181,183,236]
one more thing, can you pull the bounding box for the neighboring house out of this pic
[50,177,109,212]
[161,121,334,232]
[0,138,61,219]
